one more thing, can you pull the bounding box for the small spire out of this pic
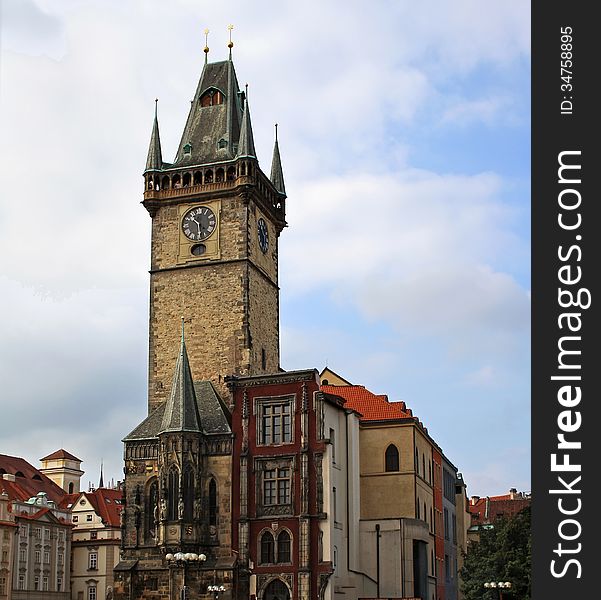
[203,28,210,64]
[145,99,163,173]
[98,461,104,489]
[227,24,234,59]
[237,89,256,158]
[270,123,286,196]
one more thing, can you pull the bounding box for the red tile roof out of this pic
[321,385,413,422]
[0,454,67,504]
[40,449,82,462]
[468,495,531,525]
[59,489,123,527]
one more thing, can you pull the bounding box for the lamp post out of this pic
[484,581,512,600]
[208,584,226,600]
[165,552,207,600]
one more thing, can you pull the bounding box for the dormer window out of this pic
[183,143,192,156]
[200,88,224,107]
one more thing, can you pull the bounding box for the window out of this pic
[88,585,97,600]
[44,527,50,538]
[57,577,62,592]
[330,428,336,463]
[18,575,25,590]
[58,552,64,564]
[0,577,6,595]
[263,468,291,505]
[1,550,7,563]
[277,530,291,563]
[73,515,79,522]
[168,467,180,520]
[260,531,275,564]
[385,444,400,471]
[333,546,338,570]
[34,527,41,538]
[43,576,49,591]
[183,467,195,521]
[87,514,93,522]
[261,348,267,370]
[90,531,97,540]
[415,448,419,474]
[19,549,26,562]
[58,530,65,543]
[146,478,158,540]
[34,576,40,590]
[444,508,449,540]
[20,524,27,537]
[35,550,41,563]
[452,515,457,543]
[333,487,337,523]
[89,552,98,570]
[259,399,292,445]
[3,530,8,541]
[44,551,50,563]
[445,554,450,581]
[209,478,217,526]
[416,500,420,519]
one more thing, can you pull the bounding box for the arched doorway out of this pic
[263,578,290,600]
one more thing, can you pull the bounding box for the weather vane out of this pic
[203,28,210,62]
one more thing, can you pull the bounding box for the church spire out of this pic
[159,320,202,433]
[237,88,256,159]
[98,461,104,489]
[270,124,286,196]
[144,99,163,172]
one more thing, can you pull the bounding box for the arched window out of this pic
[68,482,74,494]
[204,170,213,183]
[145,478,158,540]
[199,88,224,107]
[216,168,224,183]
[161,175,170,190]
[226,167,236,181]
[385,444,399,472]
[168,467,179,521]
[415,448,419,474]
[277,530,290,563]
[182,467,194,521]
[193,171,202,185]
[183,173,191,187]
[260,531,274,564]
[263,579,290,600]
[209,478,217,526]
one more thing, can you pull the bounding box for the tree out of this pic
[460,506,531,600]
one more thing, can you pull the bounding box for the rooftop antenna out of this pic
[203,28,210,63]
[227,24,234,59]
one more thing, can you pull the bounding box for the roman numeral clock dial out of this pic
[182,206,216,241]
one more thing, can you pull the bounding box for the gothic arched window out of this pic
[145,478,158,540]
[277,530,291,563]
[385,444,400,472]
[168,468,179,521]
[209,478,217,526]
[183,467,194,521]
[263,579,290,600]
[260,531,275,564]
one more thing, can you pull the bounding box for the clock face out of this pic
[258,218,269,253]
[182,206,216,241]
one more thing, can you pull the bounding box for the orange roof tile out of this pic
[321,385,413,422]
[0,454,67,504]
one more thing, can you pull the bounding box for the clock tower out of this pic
[143,54,286,412]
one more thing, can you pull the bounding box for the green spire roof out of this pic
[270,125,286,196]
[173,60,245,166]
[236,95,256,158]
[159,325,202,434]
[144,99,163,173]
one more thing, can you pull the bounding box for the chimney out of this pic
[470,495,480,505]
[510,488,517,499]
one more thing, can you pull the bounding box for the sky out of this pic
[0,0,530,497]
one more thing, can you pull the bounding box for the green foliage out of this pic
[460,506,531,600]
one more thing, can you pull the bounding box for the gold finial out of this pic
[227,24,234,58]
[203,28,210,62]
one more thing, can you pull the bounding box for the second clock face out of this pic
[182,206,216,241]
[258,218,269,253]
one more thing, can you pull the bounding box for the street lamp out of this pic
[484,581,512,600]
[208,584,226,600]
[165,552,207,600]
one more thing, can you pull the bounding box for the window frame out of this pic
[255,395,295,447]
[384,444,400,472]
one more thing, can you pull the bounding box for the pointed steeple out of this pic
[145,99,163,172]
[270,124,286,196]
[173,59,243,166]
[98,461,104,489]
[159,321,202,433]
[237,89,256,158]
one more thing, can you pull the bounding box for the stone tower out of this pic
[143,56,287,413]
[114,50,286,600]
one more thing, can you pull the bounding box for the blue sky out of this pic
[0,0,530,496]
